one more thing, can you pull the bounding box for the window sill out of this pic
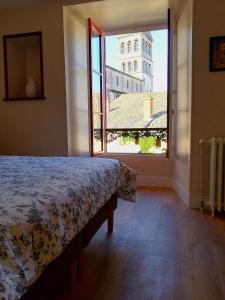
[99,152,171,161]
[3,97,46,101]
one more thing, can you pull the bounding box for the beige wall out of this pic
[63,7,90,156]
[172,0,193,205]
[103,154,174,186]
[7,39,26,98]
[189,0,225,207]
[0,2,68,156]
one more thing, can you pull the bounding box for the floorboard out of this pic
[50,187,225,300]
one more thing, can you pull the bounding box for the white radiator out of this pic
[199,137,225,216]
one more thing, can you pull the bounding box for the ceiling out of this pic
[0,0,46,9]
[70,0,169,34]
[0,0,170,33]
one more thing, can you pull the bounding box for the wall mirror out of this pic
[3,31,45,100]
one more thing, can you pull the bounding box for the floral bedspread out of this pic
[0,156,136,300]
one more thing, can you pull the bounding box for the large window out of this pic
[90,25,169,155]
[105,29,169,155]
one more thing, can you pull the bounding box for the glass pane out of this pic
[92,72,101,113]
[93,114,103,153]
[91,32,101,73]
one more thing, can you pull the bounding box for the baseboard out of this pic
[137,176,200,209]
[173,179,189,207]
[137,175,173,187]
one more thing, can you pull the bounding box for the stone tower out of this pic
[117,32,153,92]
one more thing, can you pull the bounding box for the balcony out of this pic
[94,128,167,154]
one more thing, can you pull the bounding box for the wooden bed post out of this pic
[108,211,114,234]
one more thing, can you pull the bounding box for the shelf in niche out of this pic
[3,97,46,101]
[3,31,45,100]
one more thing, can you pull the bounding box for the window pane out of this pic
[91,32,101,73]
[93,114,103,152]
[92,72,101,113]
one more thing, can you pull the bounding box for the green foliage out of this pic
[139,136,156,153]
[119,135,157,153]
[120,135,133,145]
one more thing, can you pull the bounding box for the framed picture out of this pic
[209,36,225,72]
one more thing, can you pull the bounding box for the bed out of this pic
[0,156,136,300]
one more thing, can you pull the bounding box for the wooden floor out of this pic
[51,188,225,300]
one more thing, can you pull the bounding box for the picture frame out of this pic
[209,35,225,72]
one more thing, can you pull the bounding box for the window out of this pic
[116,76,119,86]
[134,39,139,51]
[127,41,132,53]
[103,28,169,155]
[142,39,145,50]
[128,61,132,72]
[122,62,126,72]
[143,61,146,73]
[145,41,148,53]
[134,60,138,72]
[120,42,125,54]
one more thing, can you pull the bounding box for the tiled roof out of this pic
[107,92,167,129]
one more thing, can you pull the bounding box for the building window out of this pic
[145,41,148,53]
[142,39,145,51]
[127,41,132,53]
[134,39,139,51]
[116,76,119,86]
[134,60,138,72]
[122,62,126,72]
[143,61,146,73]
[120,42,125,54]
[128,62,132,72]
[127,80,129,88]
[136,82,138,91]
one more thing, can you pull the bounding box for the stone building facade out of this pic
[118,31,153,92]
[106,65,144,101]
[106,31,153,101]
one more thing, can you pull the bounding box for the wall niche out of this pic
[3,31,45,100]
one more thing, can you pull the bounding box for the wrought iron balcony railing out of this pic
[105,128,167,144]
[93,128,167,154]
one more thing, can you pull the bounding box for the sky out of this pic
[105,30,168,92]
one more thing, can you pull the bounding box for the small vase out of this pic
[25,76,37,98]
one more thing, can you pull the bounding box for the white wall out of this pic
[172,0,193,205]
[63,7,90,156]
[189,0,225,207]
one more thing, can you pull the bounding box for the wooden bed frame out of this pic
[21,193,118,300]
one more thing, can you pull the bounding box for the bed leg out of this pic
[77,249,85,281]
[108,212,114,234]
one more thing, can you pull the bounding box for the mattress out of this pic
[0,156,136,300]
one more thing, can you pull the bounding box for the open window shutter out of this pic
[88,18,106,156]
